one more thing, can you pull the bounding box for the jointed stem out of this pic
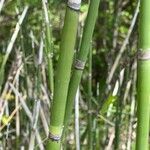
[136,0,150,149]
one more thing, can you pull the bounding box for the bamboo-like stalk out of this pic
[46,1,81,149]
[87,45,93,150]
[42,0,54,95]
[15,73,20,148]
[63,0,100,131]
[136,0,150,149]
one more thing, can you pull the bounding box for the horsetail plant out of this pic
[63,0,101,131]
[87,45,93,150]
[46,0,81,149]
[42,0,54,96]
[136,0,150,149]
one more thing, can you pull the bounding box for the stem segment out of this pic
[46,1,80,149]
[87,45,93,150]
[64,0,100,132]
[136,0,150,149]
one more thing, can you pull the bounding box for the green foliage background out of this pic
[0,0,139,149]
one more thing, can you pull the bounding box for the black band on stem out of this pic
[138,49,150,60]
[67,1,81,10]
[49,132,61,142]
[74,59,85,70]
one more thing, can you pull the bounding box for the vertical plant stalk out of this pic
[114,72,124,149]
[15,7,23,148]
[112,0,122,51]
[42,0,54,95]
[127,67,136,150]
[46,0,81,149]
[15,74,20,148]
[136,0,150,149]
[75,88,80,150]
[29,39,43,150]
[64,0,100,131]
[87,45,93,150]
[29,101,41,150]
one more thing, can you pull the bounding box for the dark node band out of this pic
[49,132,61,142]
[74,59,85,70]
[138,49,150,60]
[67,2,81,10]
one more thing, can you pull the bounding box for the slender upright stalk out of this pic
[42,0,54,95]
[136,0,150,150]
[114,95,122,150]
[46,1,81,149]
[64,0,100,131]
[75,88,80,150]
[87,45,93,150]
[15,69,20,148]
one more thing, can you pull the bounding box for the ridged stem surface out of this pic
[64,0,100,131]
[136,0,150,149]
[46,6,79,150]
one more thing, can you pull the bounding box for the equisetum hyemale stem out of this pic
[136,0,150,150]
[46,0,81,149]
[63,0,101,134]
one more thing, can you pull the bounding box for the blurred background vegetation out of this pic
[0,0,138,149]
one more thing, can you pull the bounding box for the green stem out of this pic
[114,96,122,149]
[87,45,93,150]
[136,0,150,149]
[64,0,100,132]
[46,3,80,149]
[42,0,54,95]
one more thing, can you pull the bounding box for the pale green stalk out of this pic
[64,0,100,132]
[42,0,54,95]
[46,1,81,149]
[87,45,93,150]
[136,0,150,149]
